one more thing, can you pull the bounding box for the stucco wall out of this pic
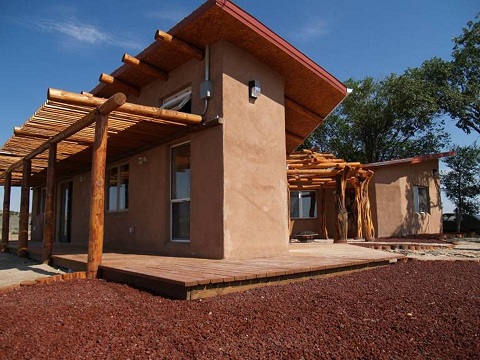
[221,40,289,258]
[370,159,442,237]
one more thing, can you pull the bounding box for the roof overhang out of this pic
[91,0,348,153]
[364,151,456,170]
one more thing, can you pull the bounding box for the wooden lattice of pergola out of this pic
[287,149,375,242]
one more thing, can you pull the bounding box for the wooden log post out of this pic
[361,171,375,241]
[86,114,109,278]
[1,172,12,252]
[42,143,56,263]
[86,93,126,278]
[334,167,349,243]
[352,177,363,239]
[319,187,329,239]
[18,159,31,257]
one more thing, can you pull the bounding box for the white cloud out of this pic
[18,16,143,50]
[146,9,186,24]
[289,17,329,42]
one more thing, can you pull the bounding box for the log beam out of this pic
[42,143,56,263]
[14,127,94,146]
[99,73,141,97]
[285,97,325,123]
[154,30,204,60]
[3,93,127,175]
[18,159,31,257]
[122,53,168,81]
[86,114,109,279]
[48,88,202,125]
[1,172,12,252]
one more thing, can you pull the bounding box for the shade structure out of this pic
[0,89,203,187]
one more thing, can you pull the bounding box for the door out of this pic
[58,181,73,242]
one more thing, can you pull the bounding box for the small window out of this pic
[413,186,430,213]
[107,164,129,212]
[290,191,317,219]
[160,87,192,113]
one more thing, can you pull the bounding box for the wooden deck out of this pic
[7,241,404,299]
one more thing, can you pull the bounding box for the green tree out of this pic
[442,143,480,232]
[303,75,450,163]
[418,15,480,134]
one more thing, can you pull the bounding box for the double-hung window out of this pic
[107,164,129,211]
[290,191,317,219]
[171,143,190,241]
[413,186,430,213]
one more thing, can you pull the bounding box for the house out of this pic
[0,0,348,275]
[289,151,454,239]
[365,152,454,237]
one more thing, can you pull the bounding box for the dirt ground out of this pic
[388,237,480,261]
[1,260,479,359]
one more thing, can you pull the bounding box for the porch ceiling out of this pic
[0,90,203,187]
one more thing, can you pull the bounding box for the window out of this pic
[290,191,317,219]
[37,188,46,215]
[171,143,190,241]
[160,87,192,113]
[413,186,430,213]
[107,164,129,211]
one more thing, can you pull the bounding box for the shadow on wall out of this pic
[393,170,440,236]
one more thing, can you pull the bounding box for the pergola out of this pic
[287,149,375,242]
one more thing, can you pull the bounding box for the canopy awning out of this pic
[0,89,207,187]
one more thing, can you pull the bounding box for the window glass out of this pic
[107,168,118,211]
[290,191,317,219]
[107,164,129,211]
[414,186,430,213]
[290,192,300,218]
[171,143,191,241]
[119,164,129,210]
[171,144,190,200]
[172,201,190,240]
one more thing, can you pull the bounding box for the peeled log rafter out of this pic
[122,53,168,81]
[155,30,204,60]
[48,88,202,125]
[99,73,141,97]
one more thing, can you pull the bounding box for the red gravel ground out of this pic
[1,260,479,359]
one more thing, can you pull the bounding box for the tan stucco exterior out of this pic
[30,40,289,259]
[291,159,443,239]
[369,159,442,237]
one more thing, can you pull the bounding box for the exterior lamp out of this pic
[248,80,261,99]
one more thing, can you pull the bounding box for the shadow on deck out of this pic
[6,240,404,300]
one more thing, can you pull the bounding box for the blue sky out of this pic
[0,0,478,211]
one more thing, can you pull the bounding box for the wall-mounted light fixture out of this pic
[248,80,261,99]
[79,175,87,182]
[432,168,439,177]
[138,156,147,165]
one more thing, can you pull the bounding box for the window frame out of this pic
[160,86,192,112]
[106,163,129,213]
[413,185,430,214]
[290,190,317,219]
[170,141,191,242]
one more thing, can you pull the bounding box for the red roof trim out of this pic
[215,0,347,94]
[364,151,456,169]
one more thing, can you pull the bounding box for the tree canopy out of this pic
[442,144,480,230]
[418,14,480,134]
[303,75,450,163]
